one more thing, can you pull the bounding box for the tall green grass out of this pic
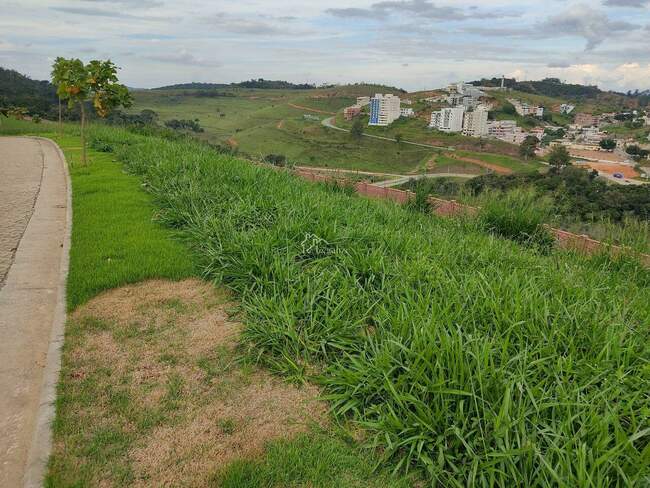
[477,188,555,250]
[88,125,650,487]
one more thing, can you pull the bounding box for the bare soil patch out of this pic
[51,279,325,487]
[448,153,512,174]
[575,161,639,178]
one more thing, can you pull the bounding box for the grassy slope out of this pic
[88,124,650,487]
[0,118,416,487]
[130,87,541,174]
[131,88,432,173]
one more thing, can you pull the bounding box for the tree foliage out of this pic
[51,57,132,164]
[519,135,539,160]
[599,139,617,150]
[548,145,571,169]
[350,118,364,140]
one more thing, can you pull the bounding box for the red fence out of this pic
[293,168,650,266]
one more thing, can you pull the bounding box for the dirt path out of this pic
[287,103,336,115]
[276,119,285,129]
[447,153,512,174]
[0,137,71,488]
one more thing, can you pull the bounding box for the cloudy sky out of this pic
[1,0,650,91]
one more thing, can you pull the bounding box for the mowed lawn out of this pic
[55,133,197,309]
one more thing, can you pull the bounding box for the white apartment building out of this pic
[462,106,489,137]
[487,120,526,144]
[356,96,370,107]
[446,82,484,108]
[369,94,401,126]
[509,99,544,118]
[430,107,465,132]
[400,108,415,118]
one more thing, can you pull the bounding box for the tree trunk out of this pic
[58,97,62,135]
[80,103,86,166]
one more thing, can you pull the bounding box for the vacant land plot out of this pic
[130,89,434,173]
[87,124,650,487]
[576,160,640,178]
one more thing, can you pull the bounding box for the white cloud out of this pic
[0,0,648,91]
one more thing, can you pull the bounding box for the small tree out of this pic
[626,144,640,156]
[548,145,571,169]
[51,57,68,134]
[519,135,539,160]
[395,133,403,145]
[599,139,616,151]
[350,118,364,140]
[52,58,132,165]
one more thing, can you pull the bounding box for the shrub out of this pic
[478,188,554,249]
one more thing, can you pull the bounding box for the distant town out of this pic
[341,77,650,179]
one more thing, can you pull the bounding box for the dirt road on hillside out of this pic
[0,137,70,488]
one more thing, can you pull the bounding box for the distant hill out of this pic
[471,77,649,110]
[152,82,230,90]
[471,77,603,100]
[0,67,57,115]
[154,78,318,90]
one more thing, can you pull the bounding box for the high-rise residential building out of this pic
[462,106,489,137]
[369,94,401,126]
[429,107,465,132]
[356,96,370,107]
[487,120,526,144]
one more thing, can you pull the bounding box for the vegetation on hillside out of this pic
[80,124,650,487]
[154,78,320,90]
[0,66,58,116]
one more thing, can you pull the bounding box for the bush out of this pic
[478,188,554,250]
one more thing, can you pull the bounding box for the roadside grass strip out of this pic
[53,133,197,309]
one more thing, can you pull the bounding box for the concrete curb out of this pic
[22,137,71,488]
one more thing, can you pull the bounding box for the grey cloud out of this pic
[145,51,221,67]
[50,6,155,20]
[467,4,639,50]
[326,0,518,21]
[547,61,572,68]
[603,0,649,7]
[202,13,300,36]
[82,0,164,7]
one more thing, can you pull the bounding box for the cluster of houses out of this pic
[339,82,650,158]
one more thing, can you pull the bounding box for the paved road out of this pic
[372,172,477,188]
[321,116,455,152]
[0,137,70,488]
[295,165,478,187]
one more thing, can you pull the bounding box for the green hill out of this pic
[0,66,57,115]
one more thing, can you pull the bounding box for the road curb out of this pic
[22,137,71,488]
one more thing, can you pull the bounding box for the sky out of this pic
[1,0,650,92]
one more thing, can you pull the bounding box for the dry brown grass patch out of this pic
[62,279,326,487]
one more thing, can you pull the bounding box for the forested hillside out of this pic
[0,67,57,115]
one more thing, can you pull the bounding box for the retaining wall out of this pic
[293,168,650,265]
